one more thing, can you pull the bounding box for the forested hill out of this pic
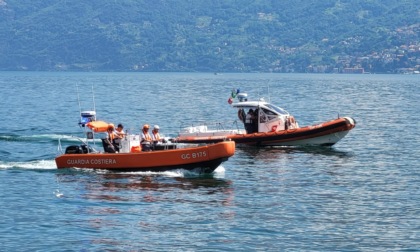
[0,0,419,73]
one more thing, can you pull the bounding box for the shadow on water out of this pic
[98,174,230,193]
[51,170,236,249]
[238,145,354,158]
[54,168,233,202]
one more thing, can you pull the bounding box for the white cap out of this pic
[154,125,160,130]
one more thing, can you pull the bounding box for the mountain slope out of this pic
[0,0,419,72]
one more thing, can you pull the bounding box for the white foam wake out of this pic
[0,159,57,170]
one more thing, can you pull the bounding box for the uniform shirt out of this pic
[151,130,161,142]
[141,131,152,143]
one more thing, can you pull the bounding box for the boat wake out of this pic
[0,133,93,144]
[70,165,226,178]
[0,159,57,170]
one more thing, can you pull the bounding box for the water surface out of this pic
[0,72,418,251]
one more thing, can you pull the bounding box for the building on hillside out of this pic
[342,68,364,74]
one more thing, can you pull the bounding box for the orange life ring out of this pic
[271,125,278,132]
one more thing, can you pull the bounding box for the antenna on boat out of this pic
[76,83,82,115]
[91,84,96,112]
[267,84,271,103]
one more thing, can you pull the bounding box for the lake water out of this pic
[0,72,419,251]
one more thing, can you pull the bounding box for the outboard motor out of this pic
[65,144,96,154]
[80,144,96,153]
[65,145,84,154]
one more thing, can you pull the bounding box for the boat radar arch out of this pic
[236,93,248,102]
[79,111,96,127]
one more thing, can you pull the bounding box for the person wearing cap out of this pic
[151,125,162,144]
[140,124,152,151]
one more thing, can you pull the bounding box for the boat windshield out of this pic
[265,104,289,115]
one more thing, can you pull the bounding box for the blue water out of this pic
[0,72,419,251]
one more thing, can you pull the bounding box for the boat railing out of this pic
[57,136,99,155]
[57,138,63,154]
[178,120,244,133]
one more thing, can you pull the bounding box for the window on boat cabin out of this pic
[260,108,278,122]
[265,104,289,115]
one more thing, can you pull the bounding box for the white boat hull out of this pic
[260,130,350,146]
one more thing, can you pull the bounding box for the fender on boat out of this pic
[343,117,356,128]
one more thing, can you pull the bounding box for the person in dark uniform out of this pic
[253,108,259,133]
[245,109,255,134]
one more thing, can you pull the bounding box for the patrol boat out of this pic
[175,91,355,147]
[55,110,235,173]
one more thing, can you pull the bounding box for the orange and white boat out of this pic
[55,111,235,173]
[176,91,356,147]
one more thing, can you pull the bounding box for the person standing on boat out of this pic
[104,124,118,153]
[112,123,125,152]
[238,108,246,123]
[245,109,255,134]
[253,108,259,133]
[140,124,153,151]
